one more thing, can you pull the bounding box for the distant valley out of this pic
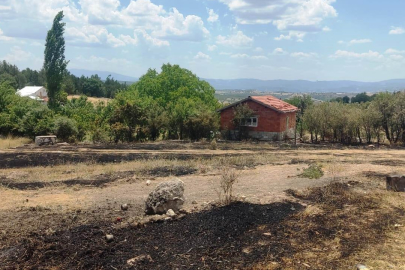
[70,69,405,93]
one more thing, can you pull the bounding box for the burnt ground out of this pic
[1,202,301,270]
[1,183,403,270]
[1,142,405,269]
[0,140,396,169]
[0,166,197,190]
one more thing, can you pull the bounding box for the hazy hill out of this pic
[69,69,405,93]
[70,69,137,82]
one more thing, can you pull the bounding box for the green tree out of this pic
[44,11,68,109]
[286,95,313,140]
[232,103,254,141]
[351,92,372,103]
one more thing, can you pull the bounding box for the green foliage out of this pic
[53,116,78,142]
[232,103,254,140]
[299,164,324,179]
[120,63,220,141]
[286,95,313,139]
[44,11,68,109]
[19,106,54,139]
[61,96,98,141]
[351,92,374,103]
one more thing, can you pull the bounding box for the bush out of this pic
[218,167,239,204]
[299,164,324,179]
[210,139,217,150]
[53,116,78,142]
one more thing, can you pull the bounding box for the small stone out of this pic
[105,234,114,243]
[121,204,128,211]
[146,180,151,186]
[166,209,176,217]
[127,255,153,266]
[192,200,198,205]
[356,264,370,270]
[263,232,272,236]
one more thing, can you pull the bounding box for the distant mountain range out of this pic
[70,69,138,82]
[70,69,405,93]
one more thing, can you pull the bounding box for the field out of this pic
[1,141,405,269]
[68,95,111,104]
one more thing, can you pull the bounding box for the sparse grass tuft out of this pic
[298,163,324,179]
[0,136,31,150]
[217,167,240,204]
[210,140,217,150]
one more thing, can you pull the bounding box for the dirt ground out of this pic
[1,141,405,269]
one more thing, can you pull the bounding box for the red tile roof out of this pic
[250,95,298,112]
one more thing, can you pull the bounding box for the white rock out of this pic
[121,204,128,211]
[166,209,176,217]
[146,180,151,186]
[105,234,114,242]
[145,178,185,215]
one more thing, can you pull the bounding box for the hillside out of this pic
[69,69,405,93]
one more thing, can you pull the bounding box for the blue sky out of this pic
[0,0,404,81]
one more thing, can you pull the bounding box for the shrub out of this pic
[53,116,78,142]
[210,139,217,150]
[218,167,239,204]
[299,164,324,179]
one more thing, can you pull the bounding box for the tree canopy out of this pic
[44,11,68,109]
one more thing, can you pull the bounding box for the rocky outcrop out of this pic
[145,178,185,215]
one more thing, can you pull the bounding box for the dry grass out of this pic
[68,95,111,105]
[254,182,405,270]
[0,136,31,150]
[0,153,280,183]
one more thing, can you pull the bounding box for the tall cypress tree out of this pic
[44,11,68,109]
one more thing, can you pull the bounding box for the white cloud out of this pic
[151,8,209,42]
[330,50,384,61]
[230,53,249,59]
[216,31,253,48]
[207,8,219,23]
[349,39,372,45]
[389,26,405,35]
[250,55,268,60]
[272,48,288,55]
[194,52,211,61]
[291,52,318,58]
[2,46,42,69]
[322,26,331,32]
[217,0,338,41]
[230,53,268,60]
[254,47,263,52]
[135,29,169,47]
[389,55,404,61]
[385,48,405,55]
[1,0,210,47]
[207,44,217,51]
[338,40,345,44]
[275,31,305,42]
[0,28,13,41]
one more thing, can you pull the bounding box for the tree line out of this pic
[288,92,405,145]
[0,61,127,99]
[0,63,220,142]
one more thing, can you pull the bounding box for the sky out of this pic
[0,0,405,81]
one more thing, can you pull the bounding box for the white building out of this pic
[16,86,48,103]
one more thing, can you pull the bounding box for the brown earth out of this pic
[1,141,405,269]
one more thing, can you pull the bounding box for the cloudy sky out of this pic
[0,0,404,81]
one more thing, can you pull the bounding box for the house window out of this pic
[241,117,258,127]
